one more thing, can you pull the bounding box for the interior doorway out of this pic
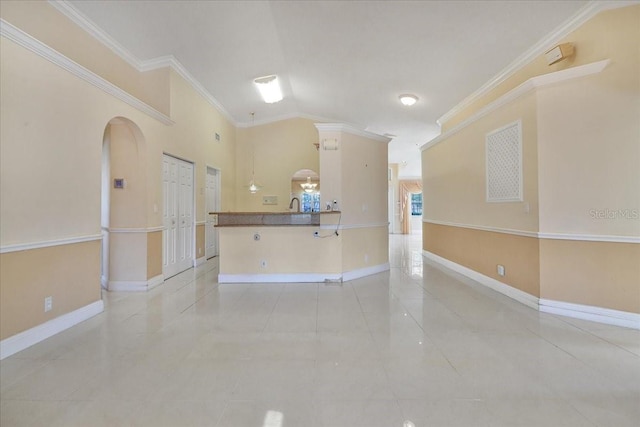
[100,130,111,289]
[205,166,220,259]
[162,154,194,278]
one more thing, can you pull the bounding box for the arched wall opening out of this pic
[101,117,156,291]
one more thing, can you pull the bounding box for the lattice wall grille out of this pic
[486,121,522,202]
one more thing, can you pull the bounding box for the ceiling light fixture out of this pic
[300,177,318,193]
[254,75,283,103]
[399,94,418,106]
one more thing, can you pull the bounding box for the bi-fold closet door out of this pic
[163,154,194,278]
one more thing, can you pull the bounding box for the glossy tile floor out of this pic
[1,234,639,426]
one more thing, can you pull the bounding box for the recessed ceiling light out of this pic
[254,75,283,103]
[399,94,418,106]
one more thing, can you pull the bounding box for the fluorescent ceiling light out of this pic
[254,75,283,103]
[399,94,418,106]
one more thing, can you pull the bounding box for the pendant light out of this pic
[247,112,262,193]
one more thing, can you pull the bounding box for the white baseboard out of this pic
[422,250,640,330]
[540,299,640,330]
[194,256,206,267]
[108,274,164,292]
[147,274,164,290]
[342,263,391,282]
[218,273,342,284]
[422,250,539,310]
[0,300,104,360]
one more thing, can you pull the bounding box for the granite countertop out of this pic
[210,211,340,227]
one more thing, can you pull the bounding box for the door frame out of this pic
[205,165,221,259]
[162,152,196,278]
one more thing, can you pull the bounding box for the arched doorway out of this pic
[101,117,150,291]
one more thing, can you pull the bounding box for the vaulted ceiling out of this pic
[64,0,590,178]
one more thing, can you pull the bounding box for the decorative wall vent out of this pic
[486,120,522,202]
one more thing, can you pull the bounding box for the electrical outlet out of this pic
[44,296,53,312]
[364,254,369,263]
[497,265,505,277]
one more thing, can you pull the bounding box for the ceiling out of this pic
[64,0,590,178]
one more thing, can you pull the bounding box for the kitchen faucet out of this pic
[289,197,300,212]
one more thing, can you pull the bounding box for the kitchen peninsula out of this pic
[213,123,391,284]
[212,211,343,283]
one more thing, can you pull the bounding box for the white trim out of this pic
[237,111,339,128]
[218,273,343,284]
[47,1,235,124]
[540,299,640,330]
[423,59,610,152]
[538,232,640,244]
[147,274,165,290]
[423,219,640,243]
[314,123,391,143]
[342,263,391,282]
[107,226,165,233]
[422,250,540,310]
[436,0,629,127]
[0,234,102,254]
[423,219,539,238]
[0,300,104,360]
[48,0,141,69]
[140,55,235,123]
[422,249,640,329]
[194,256,206,267]
[107,274,164,292]
[195,221,206,226]
[0,19,174,126]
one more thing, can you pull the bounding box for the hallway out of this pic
[1,234,638,426]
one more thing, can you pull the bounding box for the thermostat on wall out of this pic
[113,178,125,189]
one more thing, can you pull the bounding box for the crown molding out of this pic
[48,0,141,69]
[48,0,234,124]
[236,111,339,128]
[421,59,610,152]
[314,123,391,143]
[436,0,635,127]
[0,19,174,126]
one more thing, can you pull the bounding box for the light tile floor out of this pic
[1,234,639,426]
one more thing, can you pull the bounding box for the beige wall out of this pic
[441,5,640,132]
[342,227,389,273]
[540,239,640,313]
[0,2,238,345]
[0,241,101,340]
[340,132,389,227]
[219,226,341,275]
[423,5,639,314]
[235,118,320,212]
[424,91,539,232]
[195,224,205,260]
[147,231,163,279]
[424,223,540,297]
[0,1,171,116]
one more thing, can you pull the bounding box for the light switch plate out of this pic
[262,195,278,205]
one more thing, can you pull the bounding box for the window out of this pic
[411,193,422,216]
[301,192,321,212]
